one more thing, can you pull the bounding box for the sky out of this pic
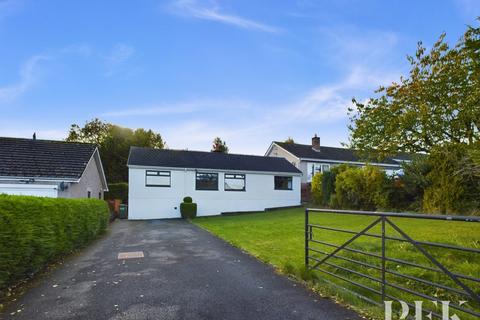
[1,0,479,155]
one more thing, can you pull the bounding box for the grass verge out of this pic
[193,207,480,319]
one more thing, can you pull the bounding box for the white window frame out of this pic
[307,162,331,182]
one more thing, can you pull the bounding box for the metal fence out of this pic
[305,208,480,318]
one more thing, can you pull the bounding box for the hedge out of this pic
[105,182,128,203]
[0,195,109,292]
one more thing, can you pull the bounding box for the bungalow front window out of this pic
[146,170,171,187]
[274,176,292,190]
[225,173,246,191]
[196,172,218,190]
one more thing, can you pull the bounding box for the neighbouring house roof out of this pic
[128,147,302,174]
[0,137,103,181]
[272,142,410,166]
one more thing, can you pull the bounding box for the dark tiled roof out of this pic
[128,147,302,174]
[0,137,97,179]
[275,142,407,165]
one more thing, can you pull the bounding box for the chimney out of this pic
[312,134,320,151]
[32,132,36,140]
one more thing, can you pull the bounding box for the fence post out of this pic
[381,216,386,302]
[305,208,309,268]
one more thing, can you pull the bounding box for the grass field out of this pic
[193,207,480,319]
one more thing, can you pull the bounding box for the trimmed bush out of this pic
[180,203,197,219]
[104,182,128,203]
[180,196,197,219]
[0,195,109,292]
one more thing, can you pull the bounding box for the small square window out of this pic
[196,172,218,190]
[274,176,292,190]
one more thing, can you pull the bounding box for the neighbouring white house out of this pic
[0,136,108,198]
[265,135,411,199]
[127,146,302,219]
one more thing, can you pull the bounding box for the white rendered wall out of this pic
[0,183,58,197]
[128,167,301,219]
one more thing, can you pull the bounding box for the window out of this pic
[98,192,102,199]
[307,163,331,181]
[225,174,245,191]
[274,176,292,190]
[146,170,171,187]
[87,190,91,198]
[196,172,218,190]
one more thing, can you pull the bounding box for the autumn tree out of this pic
[66,119,165,182]
[211,137,229,153]
[348,21,480,214]
[349,22,479,158]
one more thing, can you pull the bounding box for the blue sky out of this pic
[1,0,479,154]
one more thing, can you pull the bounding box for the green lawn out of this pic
[193,207,480,319]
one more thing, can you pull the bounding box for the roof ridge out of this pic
[275,141,348,150]
[130,146,274,159]
[0,136,96,147]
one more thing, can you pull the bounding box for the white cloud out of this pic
[169,0,280,33]
[0,55,49,102]
[0,42,135,103]
[157,65,401,154]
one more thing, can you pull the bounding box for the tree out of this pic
[310,172,323,205]
[66,118,109,145]
[284,137,295,144]
[211,137,229,153]
[348,22,480,159]
[66,119,165,183]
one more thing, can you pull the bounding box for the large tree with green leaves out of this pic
[349,22,479,158]
[348,21,480,214]
[66,119,165,183]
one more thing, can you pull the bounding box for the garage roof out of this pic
[128,147,302,174]
[0,137,98,180]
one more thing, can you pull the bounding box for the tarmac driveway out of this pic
[1,219,361,320]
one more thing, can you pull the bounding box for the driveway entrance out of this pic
[2,220,360,320]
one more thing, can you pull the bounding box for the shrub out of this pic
[105,182,128,203]
[180,196,197,219]
[310,172,323,205]
[321,171,336,206]
[0,195,109,292]
[423,145,479,214]
[335,165,389,211]
[180,203,197,219]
